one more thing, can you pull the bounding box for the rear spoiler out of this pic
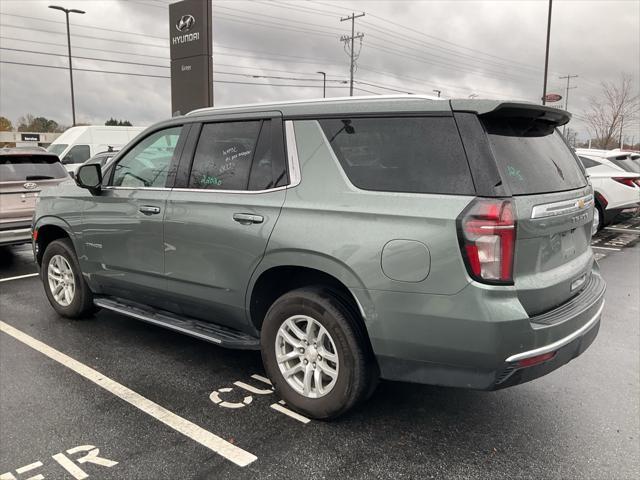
[450,100,571,127]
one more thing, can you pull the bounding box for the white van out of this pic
[47,126,146,172]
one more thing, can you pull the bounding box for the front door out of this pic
[163,118,288,331]
[80,125,186,308]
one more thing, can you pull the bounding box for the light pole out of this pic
[433,89,441,98]
[317,71,326,98]
[49,5,85,126]
[541,0,553,105]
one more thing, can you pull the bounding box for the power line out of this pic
[0,35,169,59]
[0,12,167,40]
[0,24,168,49]
[0,47,169,69]
[0,60,353,89]
[0,47,351,83]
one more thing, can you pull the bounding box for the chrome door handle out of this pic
[139,205,161,215]
[233,213,264,224]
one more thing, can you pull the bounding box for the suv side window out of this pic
[110,126,182,188]
[62,144,90,164]
[318,117,475,195]
[188,120,286,191]
[189,121,259,190]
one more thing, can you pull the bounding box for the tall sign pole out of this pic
[541,0,553,105]
[169,0,213,116]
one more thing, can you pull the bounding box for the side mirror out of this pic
[76,164,102,193]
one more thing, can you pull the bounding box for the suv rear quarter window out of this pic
[318,116,474,195]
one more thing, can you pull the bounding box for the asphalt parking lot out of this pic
[1,221,639,480]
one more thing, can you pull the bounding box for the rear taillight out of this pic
[457,198,515,285]
[612,177,638,188]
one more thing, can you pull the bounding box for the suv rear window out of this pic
[318,117,475,195]
[0,154,68,181]
[482,117,586,195]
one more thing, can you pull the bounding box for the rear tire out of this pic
[261,287,376,419]
[41,238,95,318]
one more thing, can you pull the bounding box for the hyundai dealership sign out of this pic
[169,0,213,115]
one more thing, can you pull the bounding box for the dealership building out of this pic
[0,131,61,148]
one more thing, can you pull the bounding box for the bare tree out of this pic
[584,74,639,149]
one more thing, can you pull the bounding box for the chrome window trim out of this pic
[171,185,288,195]
[285,120,301,188]
[531,193,594,219]
[103,121,300,195]
[505,300,604,363]
[102,186,171,192]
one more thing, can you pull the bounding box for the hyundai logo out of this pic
[23,182,38,190]
[176,14,195,32]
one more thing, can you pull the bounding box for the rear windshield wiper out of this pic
[25,175,55,180]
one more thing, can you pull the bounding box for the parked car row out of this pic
[575,148,640,233]
[4,100,638,419]
[31,97,607,419]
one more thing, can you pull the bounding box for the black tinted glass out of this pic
[579,156,600,169]
[318,117,474,195]
[0,155,67,181]
[482,118,586,195]
[111,126,182,188]
[610,157,640,173]
[62,144,90,164]
[189,121,261,190]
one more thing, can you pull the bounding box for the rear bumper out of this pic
[356,266,606,390]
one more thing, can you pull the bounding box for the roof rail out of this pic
[185,94,444,116]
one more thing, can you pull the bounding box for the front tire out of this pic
[41,238,95,318]
[261,287,375,419]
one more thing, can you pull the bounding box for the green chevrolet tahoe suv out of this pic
[33,96,605,419]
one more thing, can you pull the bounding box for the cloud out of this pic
[0,0,638,139]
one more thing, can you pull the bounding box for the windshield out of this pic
[0,155,68,181]
[482,117,587,195]
[47,144,68,156]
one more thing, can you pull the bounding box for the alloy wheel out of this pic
[275,315,339,398]
[47,254,76,307]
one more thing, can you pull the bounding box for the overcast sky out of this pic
[0,0,638,140]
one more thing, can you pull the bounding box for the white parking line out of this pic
[270,401,311,424]
[0,321,257,467]
[591,246,621,251]
[0,273,39,283]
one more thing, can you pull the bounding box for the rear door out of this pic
[479,111,593,315]
[163,116,287,331]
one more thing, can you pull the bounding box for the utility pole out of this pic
[49,5,85,126]
[559,74,577,136]
[340,12,365,97]
[317,71,326,98]
[433,89,441,98]
[541,0,553,105]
